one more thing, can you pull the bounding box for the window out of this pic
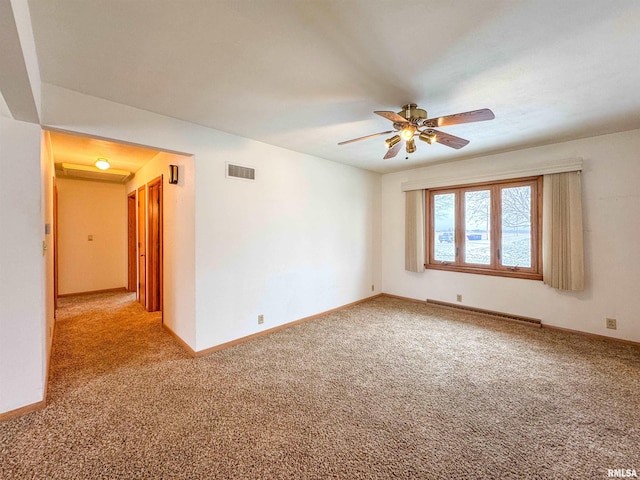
[427,176,542,279]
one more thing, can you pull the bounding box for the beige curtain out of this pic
[405,190,425,273]
[542,171,584,291]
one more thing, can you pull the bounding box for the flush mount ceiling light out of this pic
[95,158,110,170]
[61,163,133,183]
[338,103,495,160]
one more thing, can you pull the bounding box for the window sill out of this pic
[425,263,542,281]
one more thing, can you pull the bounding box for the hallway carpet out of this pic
[1,292,639,479]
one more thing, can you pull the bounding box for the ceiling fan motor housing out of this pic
[399,104,427,122]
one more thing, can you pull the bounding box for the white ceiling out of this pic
[28,0,640,174]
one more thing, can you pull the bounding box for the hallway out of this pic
[1,291,192,477]
[48,291,186,405]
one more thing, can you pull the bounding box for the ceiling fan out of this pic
[338,104,495,159]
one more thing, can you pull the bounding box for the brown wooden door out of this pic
[137,185,146,308]
[147,176,163,313]
[127,192,137,292]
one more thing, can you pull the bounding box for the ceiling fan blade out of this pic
[337,130,394,145]
[424,108,495,128]
[375,111,408,124]
[383,140,404,159]
[430,129,470,149]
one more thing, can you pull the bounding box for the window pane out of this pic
[433,193,455,262]
[464,190,491,265]
[501,186,532,268]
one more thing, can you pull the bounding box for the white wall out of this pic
[126,151,196,347]
[42,84,382,353]
[0,116,45,413]
[56,177,127,295]
[194,141,381,350]
[382,129,640,343]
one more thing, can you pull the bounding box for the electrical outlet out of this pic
[258,314,264,325]
[371,284,375,292]
[606,318,617,330]
[456,294,462,302]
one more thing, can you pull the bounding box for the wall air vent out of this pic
[226,162,255,181]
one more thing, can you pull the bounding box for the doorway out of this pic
[135,177,163,313]
[127,192,137,292]
[146,176,163,314]
[137,185,146,307]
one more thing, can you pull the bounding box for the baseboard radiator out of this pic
[426,299,541,328]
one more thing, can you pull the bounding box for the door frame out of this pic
[127,191,137,292]
[146,176,163,314]
[137,185,146,308]
[53,178,58,314]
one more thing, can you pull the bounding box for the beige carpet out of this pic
[1,292,639,479]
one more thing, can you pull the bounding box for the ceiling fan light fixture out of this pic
[95,158,111,170]
[385,135,401,148]
[401,126,416,141]
[419,131,437,144]
[337,104,493,159]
